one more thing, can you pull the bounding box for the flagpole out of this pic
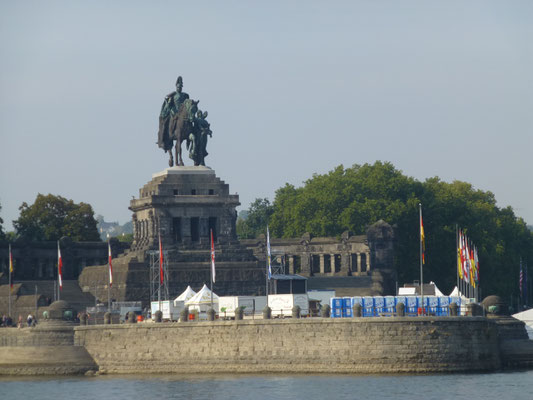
[107,234,111,313]
[419,203,424,315]
[456,225,459,297]
[210,229,214,312]
[57,241,60,301]
[8,243,12,318]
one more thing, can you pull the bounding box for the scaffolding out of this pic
[148,250,169,302]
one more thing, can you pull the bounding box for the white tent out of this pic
[185,284,219,313]
[430,281,445,297]
[512,308,533,340]
[173,286,196,307]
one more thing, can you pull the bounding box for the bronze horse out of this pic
[158,99,199,167]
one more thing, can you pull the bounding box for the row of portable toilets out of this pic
[330,296,470,318]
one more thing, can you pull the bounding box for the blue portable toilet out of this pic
[342,297,353,310]
[438,296,450,316]
[384,296,396,315]
[374,296,385,315]
[427,296,439,315]
[406,296,418,315]
[363,297,374,317]
[331,297,343,309]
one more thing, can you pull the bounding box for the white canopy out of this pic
[173,286,197,307]
[430,281,445,297]
[186,284,219,306]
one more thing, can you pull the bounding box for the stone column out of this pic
[357,253,362,274]
[366,251,371,271]
[319,254,325,274]
[330,254,335,275]
[289,256,295,274]
[301,253,311,276]
[341,253,350,275]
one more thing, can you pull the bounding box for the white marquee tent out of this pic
[185,284,219,313]
[173,286,197,307]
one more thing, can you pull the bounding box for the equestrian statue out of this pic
[157,76,212,166]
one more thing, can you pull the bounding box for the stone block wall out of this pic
[75,317,501,374]
[0,324,97,375]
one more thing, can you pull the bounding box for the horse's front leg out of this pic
[167,149,174,167]
[177,141,184,166]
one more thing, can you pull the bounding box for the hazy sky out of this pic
[1,1,532,231]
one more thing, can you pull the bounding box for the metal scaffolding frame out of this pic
[148,250,169,302]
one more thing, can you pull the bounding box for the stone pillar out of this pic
[301,253,311,276]
[366,252,371,271]
[357,253,362,274]
[341,253,350,275]
[319,254,325,274]
[289,256,295,274]
[330,254,335,275]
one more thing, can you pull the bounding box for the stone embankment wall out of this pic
[75,317,501,374]
[0,324,97,375]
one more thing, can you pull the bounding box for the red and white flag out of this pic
[57,241,63,289]
[108,239,113,287]
[159,231,164,285]
[210,229,216,284]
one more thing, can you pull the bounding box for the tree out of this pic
[236,198,274,239]
[246,161,533,299]
[13,194,100,242]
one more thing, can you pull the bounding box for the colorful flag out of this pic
[462,234,469,283]
[57,241,63,289]
[457,230,464,281]
[267,226,272,280]
[470,244,476,288]
[159,231,164,285]
[473,245,479,284]
[108,239,113,287]
[420,212,425,264]
[9,243,14,292]
[210,229,216,284]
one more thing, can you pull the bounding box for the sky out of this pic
[1,1,532,231]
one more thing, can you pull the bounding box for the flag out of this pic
[108,239,113,287]
[420,210,425,264]
[159,231,164,285]
[457,230,464,281]
[462,234,469,284]
[267,226,272,280]
[470,244,476,288]
[473,245,479,285]
[57,241,63,290]
[9,243,14,292]
[210,229,216,284]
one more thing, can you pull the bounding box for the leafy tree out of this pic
[236,198,274,239]
[245,161,533,299]
[13,194,100,242]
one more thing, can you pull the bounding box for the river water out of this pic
[1,370,532,400]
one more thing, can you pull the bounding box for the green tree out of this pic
[13,194,100,242]
[259,161,532,299]
[236,198,274,239]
